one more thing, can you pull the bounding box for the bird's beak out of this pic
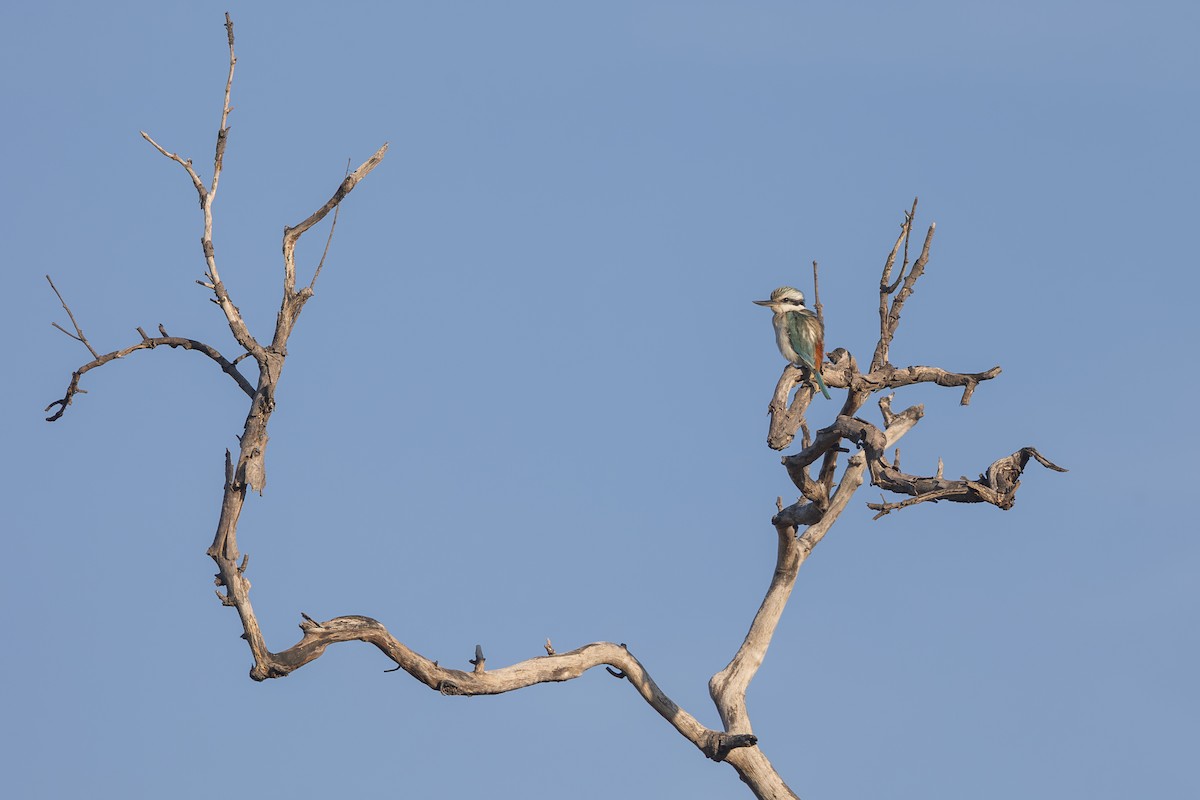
[752,299,773,307]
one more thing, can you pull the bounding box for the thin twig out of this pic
[46,276,99,359]
[811,260,823,321]
[139,132,208,204]
[308,159,351,291]
[210,13,237,200]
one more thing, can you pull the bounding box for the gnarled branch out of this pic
[867,446,1068,517]
[714,201,1064,798]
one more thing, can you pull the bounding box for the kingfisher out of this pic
[754,286,831,399]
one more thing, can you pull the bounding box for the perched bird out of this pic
[753,286,832,399]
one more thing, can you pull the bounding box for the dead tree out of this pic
[44,17,1063,800]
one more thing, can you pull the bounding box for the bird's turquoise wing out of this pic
[784,311,820,370]
[785,311,832,399]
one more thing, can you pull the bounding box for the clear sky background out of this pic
[3,2,1196,798]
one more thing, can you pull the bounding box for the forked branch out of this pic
[715,201,1064,798]
[270,143,389,351]
[46,275,98,359]
[140,12,261,363]
[282,143,389,298]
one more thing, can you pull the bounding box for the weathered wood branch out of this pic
[708,397,924,800]
[866,445,1067,517]
[273,142,389,350]
[45,320,255,421]
[760,202,1061,517]
[779,406,1064,515]
[140,13,263,364]
[767,350,1000,451]
[871,198,934,372]
[240,614,758,764]
[719,201,1065,798]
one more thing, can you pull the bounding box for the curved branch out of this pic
[46,332,255,421]
[247,614,757,763]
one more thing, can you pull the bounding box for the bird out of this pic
[753,286,832,399]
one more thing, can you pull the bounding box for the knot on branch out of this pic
[978,446,1068,508]
[700,731,758,762]
[781,415,875,490]
[772,501,824,529]
[249,662,293,682]
[240,442,268,495]
[822,348,857,390]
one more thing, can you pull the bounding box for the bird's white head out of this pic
[752,286,807,313]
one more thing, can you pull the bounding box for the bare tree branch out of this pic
[872,197,934,372]
[712,399,923,718]
[273,141,388,350]
[712,202,1066,797]
[139,132,208,206]
[866,445,1067,517]
[704,398,929,799]
[45,329,255,422]
[810,259,822,321]
[229,614,760,764]
[767,201,983,453]
[45,276,99,359]
[140,13,262,364]
[212,13,237,196]
[282,146,388,295]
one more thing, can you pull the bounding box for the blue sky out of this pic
[3,2,1197,798]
